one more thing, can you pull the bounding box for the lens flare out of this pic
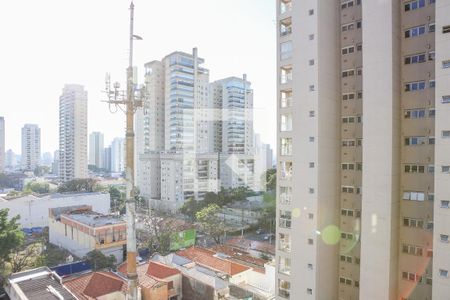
[292,208,301,218]
[321,225,341,245]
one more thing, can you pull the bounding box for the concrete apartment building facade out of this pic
[21,124,41,171]
[276,0,450,299]
[137,50,263,210]
[59,84,88,182]
[89,131,104,169]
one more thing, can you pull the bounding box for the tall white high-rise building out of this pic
[21,124,41,171]
[210,76,254,155]
[138,49,218,210]
[59,84,88,182]
[111,137,125,173]
[0,117,4,172]
[210,76,256,190]
[89,132,104,169]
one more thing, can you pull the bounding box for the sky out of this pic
[0,0,276,155]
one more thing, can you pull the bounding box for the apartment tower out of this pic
[59,84,88,182]
[89,131,104,169]
[21,124,41,171]
[276,0,450,299]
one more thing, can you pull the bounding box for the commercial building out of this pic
[89,131,104,169]
[276,0,450,299]
[21,124,41,171]
[0,192,110,228]
[59,84,88,182]
[49,206,126,263]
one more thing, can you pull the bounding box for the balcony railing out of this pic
[280,26,292,37]
[280,73,292,84]
[280,97,292,108]
[280,1,292,14]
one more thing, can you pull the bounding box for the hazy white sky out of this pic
[0,0,276,155]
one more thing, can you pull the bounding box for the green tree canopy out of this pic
[25,182,50,194]
[0,209,25,267]
[58,178,99,193]
[196,204,225,245]
[85,250,116,271]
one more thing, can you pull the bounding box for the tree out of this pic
[24,182,50,194]
[139,213,184,255]
[263,168,277,191]
[180,198,199,221]
[196,204,225,245]
[9,243,42,273]
[260,192,276,232]
[58,178,99,193]
[0,209,25,270]
[109,186,125,214]
[85,250,116,271]
[34,166,50,177]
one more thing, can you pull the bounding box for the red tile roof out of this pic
[176,247,250,276]
[118,260,179,289]
[147,261,180,279]
[64,272,126,300]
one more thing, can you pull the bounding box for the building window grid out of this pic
[404,0,425,12]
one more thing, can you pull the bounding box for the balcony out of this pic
[280,66,293,84]
[280,0,292,14]
[280,18,292,37]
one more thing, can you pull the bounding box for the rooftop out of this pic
[8,267,77,300]
[64,212,124,227]
[64,272,126,300]
[226,238,275,256]
[118,260,180,289]
[210,245,268,272]
[176,247,250,276]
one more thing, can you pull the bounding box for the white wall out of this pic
[0,192,110,228]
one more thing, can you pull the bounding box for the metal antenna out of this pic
[103,2,143,299]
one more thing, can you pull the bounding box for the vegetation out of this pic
[259,192,276,231]
[58,178,99,193]
[263,168,277,191]
[85,250,116,271]
[33,166,51,177]
[138,212,185,255]
[180,187,254,221]
[0,209,25,270]
[24,182,50,194]
[196,204,225,245]
[109,186,126,214]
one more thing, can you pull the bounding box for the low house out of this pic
[176,247,252,286]
[49,206,126,263]
[64,271,127,299]
[156,247,276,300]
[0,192,110,228]
[152,253,230,300]
[5,267,77,300]
[118,260,182,300]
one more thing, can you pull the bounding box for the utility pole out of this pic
[103,2,143,299]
